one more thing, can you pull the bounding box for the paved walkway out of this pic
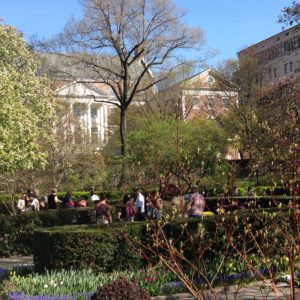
[0,256,33,269]
[152,282,300,299]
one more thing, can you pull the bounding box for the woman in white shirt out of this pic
[17,193,27,213]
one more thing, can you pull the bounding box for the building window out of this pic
[207,96,214,110]
[222,97,230,109]
[290,61,293,73]
[269,69,272,80]
[284,63,288,74]
[192,96,200,109]
[274,68,277,78]
[284,41,291,53]
[91,107,97,119]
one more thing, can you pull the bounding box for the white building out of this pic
[53,79,117,147]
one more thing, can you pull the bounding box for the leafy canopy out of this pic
[127,117,229,190]
[0,24,55,172]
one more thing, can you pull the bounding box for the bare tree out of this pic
[42,102,106,191]
[36,0,205,168]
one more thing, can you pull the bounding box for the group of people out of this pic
[116,188,163,222]
[16,185,207,223]
[17,189,46,212]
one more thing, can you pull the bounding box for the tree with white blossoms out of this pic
[0,24,56,214]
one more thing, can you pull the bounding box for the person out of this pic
[147,190,162,220]
[231,186,238,197]
[125,197,135,221]
[247,186,254,196]
[47,188,60,209]
[29,194,40,211]
[17,193,27,213]
[90,190,100,204]
[63,191,75,209]
[78,195,88,207]
[118,193,135,221]
[39,196,47,210]
[134,187,145,221]
[188,185,205,218]
[95,193,112,224]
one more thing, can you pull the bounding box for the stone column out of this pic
[86,103,91,136]
[100,105,105,144]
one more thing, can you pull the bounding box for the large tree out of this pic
[42,103,106,191]
[216,57,263,161]
[127,118,229,194]
[0,24,55,213]
[38,0,205,161]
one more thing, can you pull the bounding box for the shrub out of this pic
[32,210,292,273]
[91,278,151,300]
[0,208,94,257]
[33,223,147,273]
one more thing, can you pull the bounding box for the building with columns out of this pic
[238,24,300,84]
[53,79,118,147]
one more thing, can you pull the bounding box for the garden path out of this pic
[0,256,33,270]
[152,282,300,299]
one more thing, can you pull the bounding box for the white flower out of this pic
[60,281,64,285]
[44,284,48,288]
[53,283,57,287]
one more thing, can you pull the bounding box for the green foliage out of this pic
[0,208,93,257]
[32,211,292,273]
[1,268,178,297]
[127,117,229,190]
[33,224,147,273]
[0,24,55,172]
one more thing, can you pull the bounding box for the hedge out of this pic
[0,196,297,257]
[32,210,291,273]
[0,208,93,257]
[33,223,148,273]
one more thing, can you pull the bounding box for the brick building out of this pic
[238,24,300,84]
[181,69,237,119]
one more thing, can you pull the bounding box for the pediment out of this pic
[55,81,108,98]
[185,69,219,89]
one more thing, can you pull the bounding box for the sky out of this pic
[0,0,293,67]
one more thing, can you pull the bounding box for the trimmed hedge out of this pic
[0,208,93,257]
[32,209,294,273]
[205,196,295,212]
[33,223,147,273]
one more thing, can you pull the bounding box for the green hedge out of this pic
[205,196,294,212]
[0,208,93,257]
[33,223,147,273]
[32,209,294,273]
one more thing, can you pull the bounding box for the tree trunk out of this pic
[118,108,127,187]
[120,108,126,156]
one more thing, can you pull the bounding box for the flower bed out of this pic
[1,268,178,299]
